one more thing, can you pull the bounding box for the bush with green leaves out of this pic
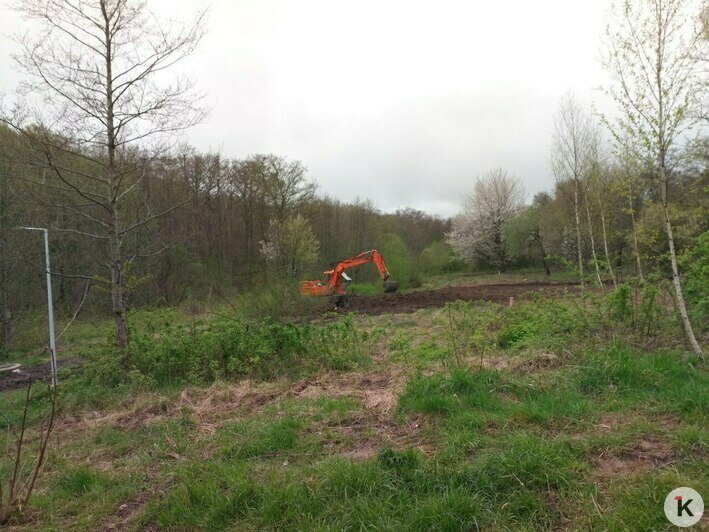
[607,283,632,323]
[679,230,709,329]
[496,296,595,350]
[442,301,499,366]
[86,314,376,387]
[418,241,456,275]
[237,279,319,321]
[377,233,421,289]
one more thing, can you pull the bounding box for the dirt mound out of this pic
[332,280,579,316]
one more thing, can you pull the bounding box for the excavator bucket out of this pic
[383,279,399,293]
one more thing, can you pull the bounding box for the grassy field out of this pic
[0,274,706,530]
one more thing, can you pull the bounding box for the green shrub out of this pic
[75,314,375,388]
[238,279,319,321]
[607,283,632,323]
[418,241,456,275]
[497,297,593,350]
[679,230,709,329]
[378,233,420,289]
[441,301,499,365]
[575,344,707,414]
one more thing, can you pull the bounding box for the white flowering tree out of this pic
[260,214,319,277]
[448,169,525,271]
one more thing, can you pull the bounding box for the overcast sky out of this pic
[0,0,614,217]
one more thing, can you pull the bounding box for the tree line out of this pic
[0,0,706,360]
[449,0,708,358]
[0,132,451,350]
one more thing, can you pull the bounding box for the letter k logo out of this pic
[675,496,694,517]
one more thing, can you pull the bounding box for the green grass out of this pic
[1,278,706,530]
[137,343,705,530]
[222,417,303,460]
[28,466,139,529]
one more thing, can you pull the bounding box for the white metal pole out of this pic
[43,229,58,388]
[18,227,57,388]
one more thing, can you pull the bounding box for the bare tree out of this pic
[551,93,595,284]
[448,169,525,271]
[604,0,704,358]
[2,0,207,356]
[582,129,613,290]
[591,160,618,287]
[0,381,56,525]
[614,143,646,281]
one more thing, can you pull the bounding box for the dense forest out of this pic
[0,137,451,338]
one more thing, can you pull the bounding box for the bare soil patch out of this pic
[592,434,676,479]
[103,491,151,531]
[328,280,580,316]
[314,414,431,461]
[0,358,82,393]
[289,368,407,415]
[289,369,434,460]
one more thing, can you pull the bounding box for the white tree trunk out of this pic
[596,184,616,287]
[573,182,585,284]
[660,169,703,359]
[583,189,605,291]
[627,185,644,281]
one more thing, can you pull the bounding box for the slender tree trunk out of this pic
[652,19,703,358]
[0,166,11,349]
[532,233,550,276]
[627,185,644,281]
[573,181,585,284]
[595,183,616,287]
[103,3,129,356]
[110,223,129,353]
[660,166,703,359]
[583,188,604,291]
[1,287,10,349]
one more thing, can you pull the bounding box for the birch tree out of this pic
[551,94,595,284]
[584,131,617,290]
[604,0,704,358]
[1,0,207,357]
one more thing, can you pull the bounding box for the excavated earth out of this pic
[0,281,579,393]
[332,280,580,316]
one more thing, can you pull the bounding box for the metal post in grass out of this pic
[17,227,57,388]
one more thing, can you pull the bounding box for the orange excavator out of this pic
[300,249,398,306]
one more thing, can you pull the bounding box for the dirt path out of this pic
[335,280,580,316]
